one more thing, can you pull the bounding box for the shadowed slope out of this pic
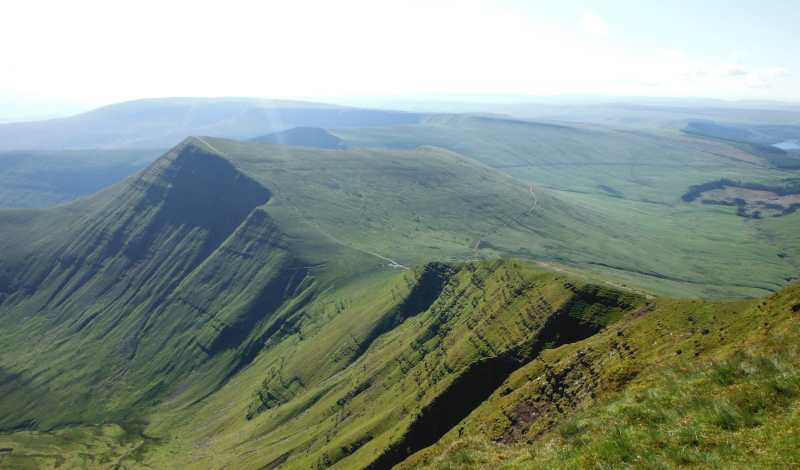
[132,259,645,470]
[0,141,320,430]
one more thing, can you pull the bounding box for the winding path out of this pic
[467,186,539,262]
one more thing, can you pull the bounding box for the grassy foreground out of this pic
[407,280,800,470]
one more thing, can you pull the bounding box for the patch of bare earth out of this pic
[705,188,800,206]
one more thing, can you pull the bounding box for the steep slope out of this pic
[142,259,645,470]
[0,258,650,469]
[0,97,424,150]
[0,140,320,430]
[406,280,800,469]
[0,140,443,434]
[2,254,797,469]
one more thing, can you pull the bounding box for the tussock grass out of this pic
[422,351,800,469]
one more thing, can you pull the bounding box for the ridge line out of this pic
[196,136,409,270]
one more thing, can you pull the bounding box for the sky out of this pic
[1,0,799,105]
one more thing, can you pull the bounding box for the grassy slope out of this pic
[330,117,799,299]
[2,257,798,469]
[331,115,790,205]
[0,149,164,208]
[210,137,796,300]
[0,141,313,429]
[0,258,651,469]
[0,141,408,429]
[407,280,800,470]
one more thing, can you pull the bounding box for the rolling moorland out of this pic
[0,98,798,469]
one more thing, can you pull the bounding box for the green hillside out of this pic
[211,136,798,299]
[407,278,800,469]
[0,137,614,430]
[0,136,798,469]
[2,253,798,468]
[328,115,793,204]
[249,126,348,149]
[0,149,163,208]
[323,116,800,299]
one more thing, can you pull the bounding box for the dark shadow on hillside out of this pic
[366,293,610,470]
[123,144,272,264]
[355,263,456,360]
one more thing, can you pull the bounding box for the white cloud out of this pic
[765,67,791,77]
[715,63,749,76]
[577,12,608,36]
[616,75,662,87]
[658,48,686,60]
[743,75,771,88]
[731,50,748,61]
[668,62,748,78]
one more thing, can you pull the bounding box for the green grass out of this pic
[408,277,800,470]
[419,349,800,469]
[0,424,155,469]
[331,116,792,204]
[332,119,799,299]
[57,259,645,469]
[0,135,798,469]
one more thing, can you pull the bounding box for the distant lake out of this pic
[772,141,800,150]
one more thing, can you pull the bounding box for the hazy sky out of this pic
[2,0,798,104]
